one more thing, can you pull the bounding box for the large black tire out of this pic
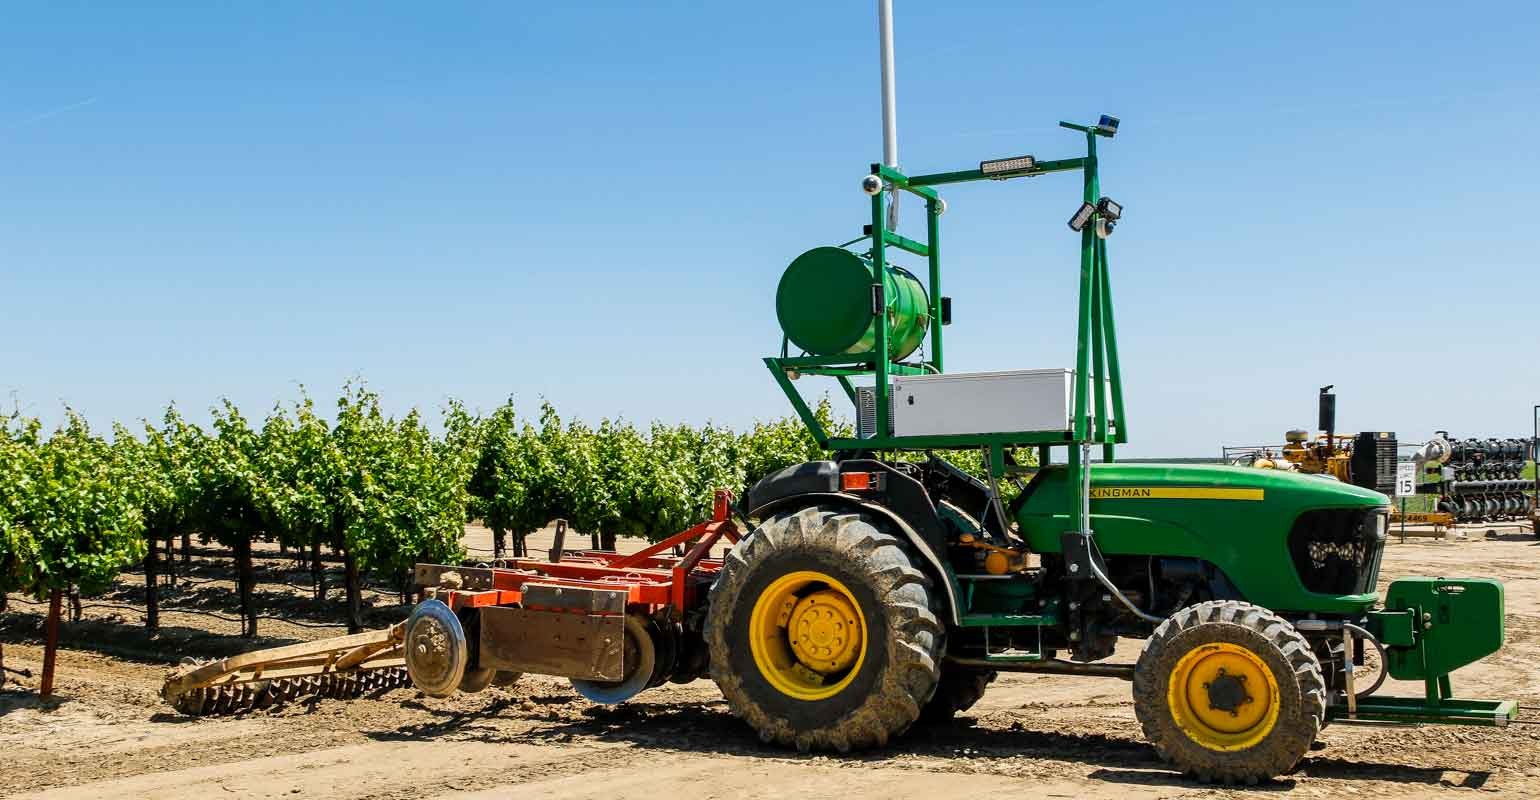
[1134,600,1326,785]
[919,666,996,722]
[706,505,943,752]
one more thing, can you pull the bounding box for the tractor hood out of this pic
[1081,462,1389,506]
[1015,462,1390,615]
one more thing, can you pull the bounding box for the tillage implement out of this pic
[163,118,1517,784]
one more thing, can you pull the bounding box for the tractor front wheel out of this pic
[706,506,943,751]
[1133,600,1326,784]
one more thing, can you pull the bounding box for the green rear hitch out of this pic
[1327,578,1516,727]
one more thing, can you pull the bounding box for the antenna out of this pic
[877,0,899,229]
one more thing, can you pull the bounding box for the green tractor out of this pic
[705,117,1514,783]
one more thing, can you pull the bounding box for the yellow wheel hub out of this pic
[1167,642,1281,751]
[749,570,867,701]
[788,590,862,673]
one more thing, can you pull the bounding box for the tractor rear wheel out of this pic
[706,505,943,751]
[1133,600,1326,784]
[919,665,996,722]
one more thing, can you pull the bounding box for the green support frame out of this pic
[767,119,1127,527]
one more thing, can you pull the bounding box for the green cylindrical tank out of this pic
[775,246,930,360]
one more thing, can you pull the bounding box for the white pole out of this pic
[878,0,899,229]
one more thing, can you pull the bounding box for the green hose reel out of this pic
[775,246,930,361]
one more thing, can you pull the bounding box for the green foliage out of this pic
[0,416,42,595]
[556,414,618,538]
[255,394,340,551]
[451,399,544,544]
[332,384,466,578]
[446,396,854,543]
[513,405,572,539]
[736,397,847,482]
[8,384,1014,602]
[113,406,201,543]
[11,413,145,597]
[628,422,719,538]
[441,398,489,525]
[188,401,265,549]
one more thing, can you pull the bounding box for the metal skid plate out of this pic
[522,583,627,615]
[478,605,625,681]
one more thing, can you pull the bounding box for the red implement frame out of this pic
[441,490,742,616]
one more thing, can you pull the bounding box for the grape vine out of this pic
[1,384,1020,690]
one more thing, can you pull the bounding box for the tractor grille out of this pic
[1286,508,1387,595]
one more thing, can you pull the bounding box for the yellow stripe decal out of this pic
[1089,487,1265,501]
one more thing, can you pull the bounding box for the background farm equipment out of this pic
[1225,386,1398,495]
[1412,433,1537,524]
[1228,393,1538,528]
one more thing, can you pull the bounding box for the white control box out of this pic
[890,369,1079,436]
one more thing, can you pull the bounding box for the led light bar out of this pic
[1068,201,1095,232]
[1097,197,1123,221]
[980,154,1036,177]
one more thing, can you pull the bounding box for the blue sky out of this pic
[4,2,1538,457]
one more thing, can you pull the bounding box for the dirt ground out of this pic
[3,523,1539,799]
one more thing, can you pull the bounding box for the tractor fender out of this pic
[745,490,962,626]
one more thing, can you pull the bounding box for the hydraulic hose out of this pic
[1078,442,1165,625]
[1295,618,1389,701]
[1343,621,1389,700]
[982,446,1012,542]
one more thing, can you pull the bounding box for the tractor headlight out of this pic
[1096,115,1120,137]
[980,154,1036,177]
[1096,197,1123,221]
[1068,201,1095,232]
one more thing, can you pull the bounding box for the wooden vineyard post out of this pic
[40,589,61,698]
[145,535,160,637]
[234,535,256,638]
[311,538,325,602]
[344,548,362,634]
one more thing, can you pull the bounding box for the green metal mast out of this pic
[767,117,1128,531]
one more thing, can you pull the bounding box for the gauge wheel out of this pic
[570,614,657,704]
[404,599,469,698]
